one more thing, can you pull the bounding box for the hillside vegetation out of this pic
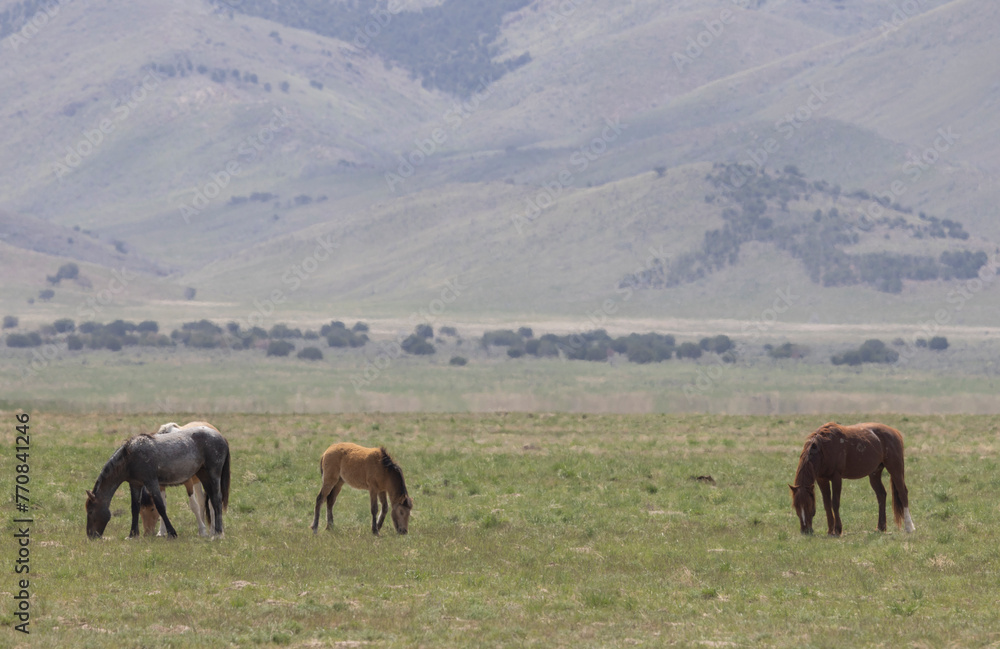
[1,0,999,326]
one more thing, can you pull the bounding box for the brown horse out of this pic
[789,422,915,536]
[310,443,413,535]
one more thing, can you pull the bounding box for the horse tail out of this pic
[891,479,905,528]
[220,449,231,512]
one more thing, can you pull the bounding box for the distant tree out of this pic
[297,346,323,361]
[676,342,702,359]
[507,348,524,358]
[449,356,467,366]
[280,81,290,93]
[352,321,369,333]
[67,335,84,351]
[38,289,54,301]
[2,316,17,329]
[402,334,435,355]
[137,320,159,334]
[517,327,534,339]
[6,333,42,348]
[928,336,949,351]
[53,318,75,333]
[266,340,295,357]
[184,287,197,300]
[439,326,458,337]
[414,324,434,340]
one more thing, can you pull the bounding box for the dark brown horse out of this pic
[789,422,915,536]
[310,443,413,535]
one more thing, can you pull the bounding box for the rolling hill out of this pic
[1,0,998,330]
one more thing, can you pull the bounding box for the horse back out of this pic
[815,422,903,479]
[320,443,387,492]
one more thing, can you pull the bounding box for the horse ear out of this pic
[788,484,796,493]
[86,489,95,500]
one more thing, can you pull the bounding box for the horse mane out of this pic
[793,423,839,489]
[379,447,409,498]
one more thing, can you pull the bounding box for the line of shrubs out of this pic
[2,318,371,359]
[479,329,735,364]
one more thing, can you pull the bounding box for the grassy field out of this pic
[3,412,999,648]
[4,333,1000,415]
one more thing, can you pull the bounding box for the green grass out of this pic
[4,337,1000,415]
[4,413,1000,647]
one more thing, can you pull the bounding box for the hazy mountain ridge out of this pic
[1,0,998,325]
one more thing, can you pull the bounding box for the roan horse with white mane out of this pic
[86,421,230,538]
[138,422,221,537]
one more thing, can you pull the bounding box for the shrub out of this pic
[67,335,83,351]
[269,323,302,339]
[482,329,523,347]
[266,340,295,357]
[6,333,42,348]
[38,289,55,301]
[402,334,435,355]
[53,318,75,333]
[700,335,733,354]
[449,355,467,366]
[507,348,524,358]
[677,342,703,359]
[136,320,159,334]
[297,346,323,361]
[767,342,809,359]
[831,350,862,366]
[3,315,18,329]
[929,336,949,351]
[352,321,369,333]
[414,324,434,340]
[439,326,458,337]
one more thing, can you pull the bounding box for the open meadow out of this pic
[3,412,999,648]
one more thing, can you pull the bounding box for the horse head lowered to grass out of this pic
[85,423,230,538]
[789,421,915,536]
[310,443,413,535]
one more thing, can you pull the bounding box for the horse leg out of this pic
[369,491,380,535]
[129,485,143,538]
[147,483,177,538]
[830,475,843,536]
[325,481,344,531]
[204,476,224,537]
[188,481,209,537]
[869,466,888,532]
[816,478,834,535]
[376,492,389,532]
[156,487,168,537]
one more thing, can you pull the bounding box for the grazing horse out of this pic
[85,424,230,538]
[789,422,915,536]
[310,443,413,535]
[138,422,217,537]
